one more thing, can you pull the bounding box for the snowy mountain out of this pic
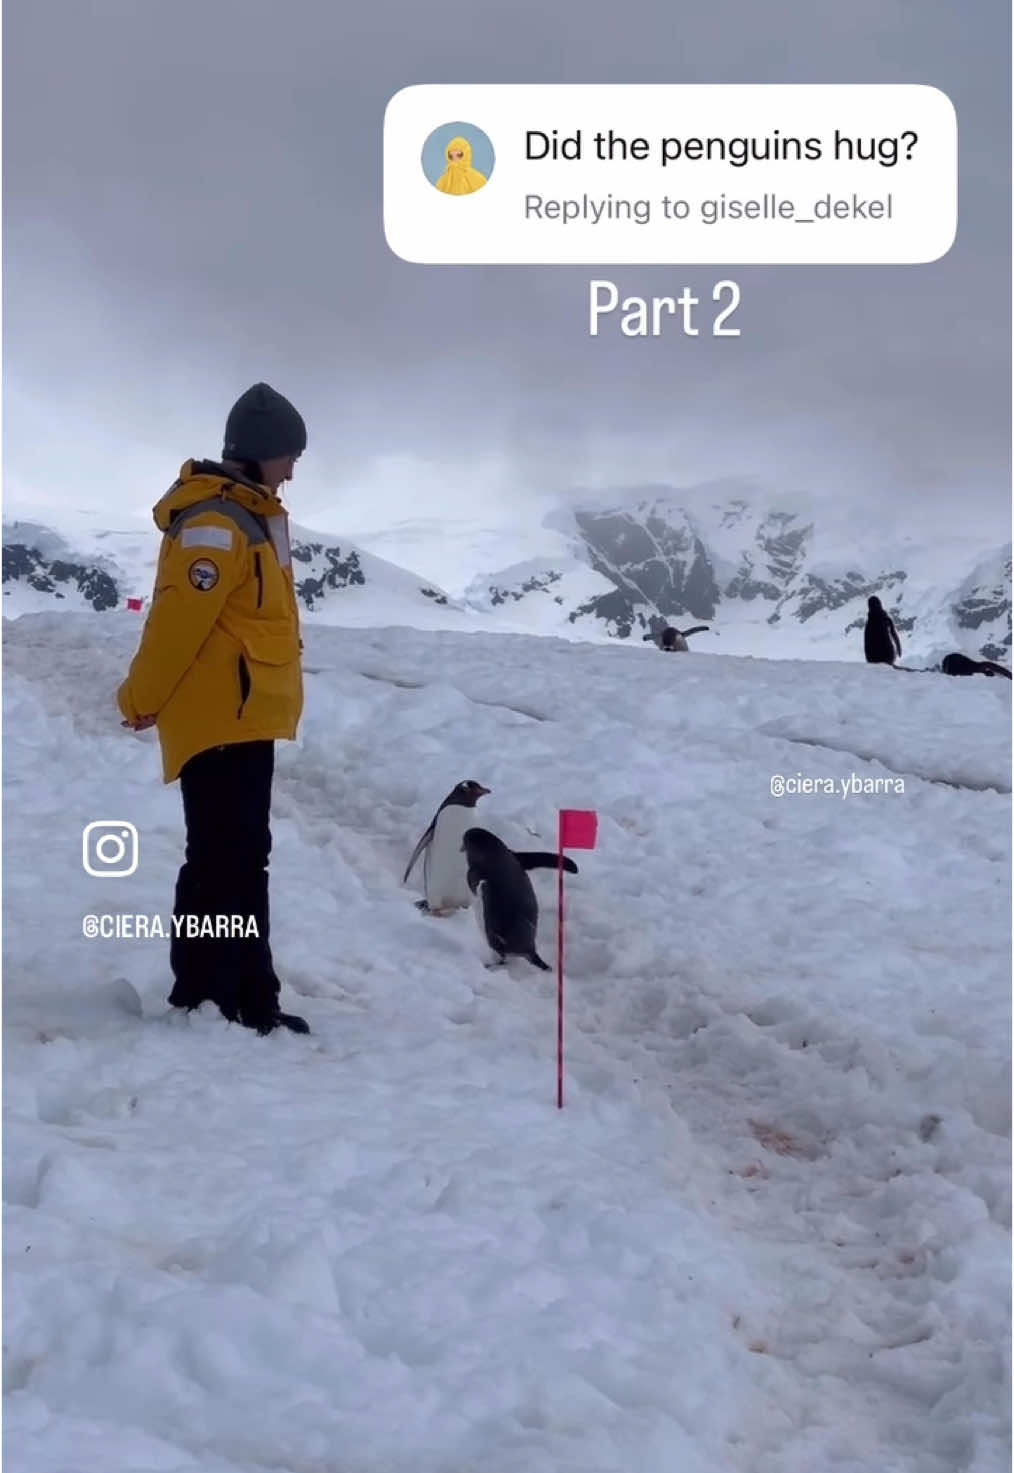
[4,609,1011,1472]
[490,488,1011,663]
[1,512,477,633]
[4,484,1011,664]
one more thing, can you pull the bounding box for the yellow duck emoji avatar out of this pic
[436,135,488,195]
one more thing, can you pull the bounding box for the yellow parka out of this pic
[435,136,488,194]
[117,461,304,782]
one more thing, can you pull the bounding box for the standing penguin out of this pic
[461,827,551,971]
[404,780,491,915]
[864,597,902,665]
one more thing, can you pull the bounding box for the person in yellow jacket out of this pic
[435,135,488,194]
[118,383,310,1036]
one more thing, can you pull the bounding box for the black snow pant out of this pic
[168,740,280,1031]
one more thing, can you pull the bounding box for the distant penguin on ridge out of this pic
[461,827,551,971]
[404,780,491,916]
[863,596,902,665]
[643,625,710,652]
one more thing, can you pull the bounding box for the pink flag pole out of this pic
[556,809,598,1110]
[557,836,566,1109]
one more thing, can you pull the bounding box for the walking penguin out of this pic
[461,826,551,971]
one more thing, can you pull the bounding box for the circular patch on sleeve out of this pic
[188,558,220,591]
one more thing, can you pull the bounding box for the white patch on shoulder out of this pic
[181,524,233,550]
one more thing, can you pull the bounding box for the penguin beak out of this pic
[477,785,491,796]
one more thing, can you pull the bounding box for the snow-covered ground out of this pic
[3,609,1011,1473]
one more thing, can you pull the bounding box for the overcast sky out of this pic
[4,0,1011,550]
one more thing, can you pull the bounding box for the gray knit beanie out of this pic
[222,383,307,462]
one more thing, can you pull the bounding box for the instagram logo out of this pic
[82,821,139,878]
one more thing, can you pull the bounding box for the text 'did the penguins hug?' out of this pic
[384,84,957,265]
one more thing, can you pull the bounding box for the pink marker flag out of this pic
[126,597,144,611]
[556,809,598,1108]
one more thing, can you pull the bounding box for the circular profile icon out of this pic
[421,122,495,195]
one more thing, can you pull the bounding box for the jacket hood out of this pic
[152,460,285,532]
[436,136,487,194]
[446,135,474,167]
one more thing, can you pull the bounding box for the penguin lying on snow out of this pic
[642,625,710,652]
[404,781,577,916]
[462,827,552,971]
[940,652,1012,679]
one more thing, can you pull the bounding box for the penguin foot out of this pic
[246,1008,311,1036]
[276,1010,311,1035]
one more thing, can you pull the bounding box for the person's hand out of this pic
[121,714,157,730]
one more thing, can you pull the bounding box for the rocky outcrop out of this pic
[290,539,367,610]
[2,539,120,612]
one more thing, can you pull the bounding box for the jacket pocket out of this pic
[237,654,252,718]
[238,617,301,668]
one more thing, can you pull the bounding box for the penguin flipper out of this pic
[402,825,433,885]
[681,625,710,638]
[514,851,578,875]
[528,951,551,971]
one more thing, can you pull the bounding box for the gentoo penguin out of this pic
[404,783,579,915]
[404,780,490,916]
[863,596,902,665]
[643,625,710,652]
[941,652,1013,679]
[461,827,551,971]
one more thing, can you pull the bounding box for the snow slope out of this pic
[3,610,1011,1473]
[463,556,615,639]
[340,515,579,603]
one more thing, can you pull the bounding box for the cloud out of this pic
[4,0,1010,542]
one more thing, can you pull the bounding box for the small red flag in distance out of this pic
[558,809,598,849]
[126,598,144,611]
